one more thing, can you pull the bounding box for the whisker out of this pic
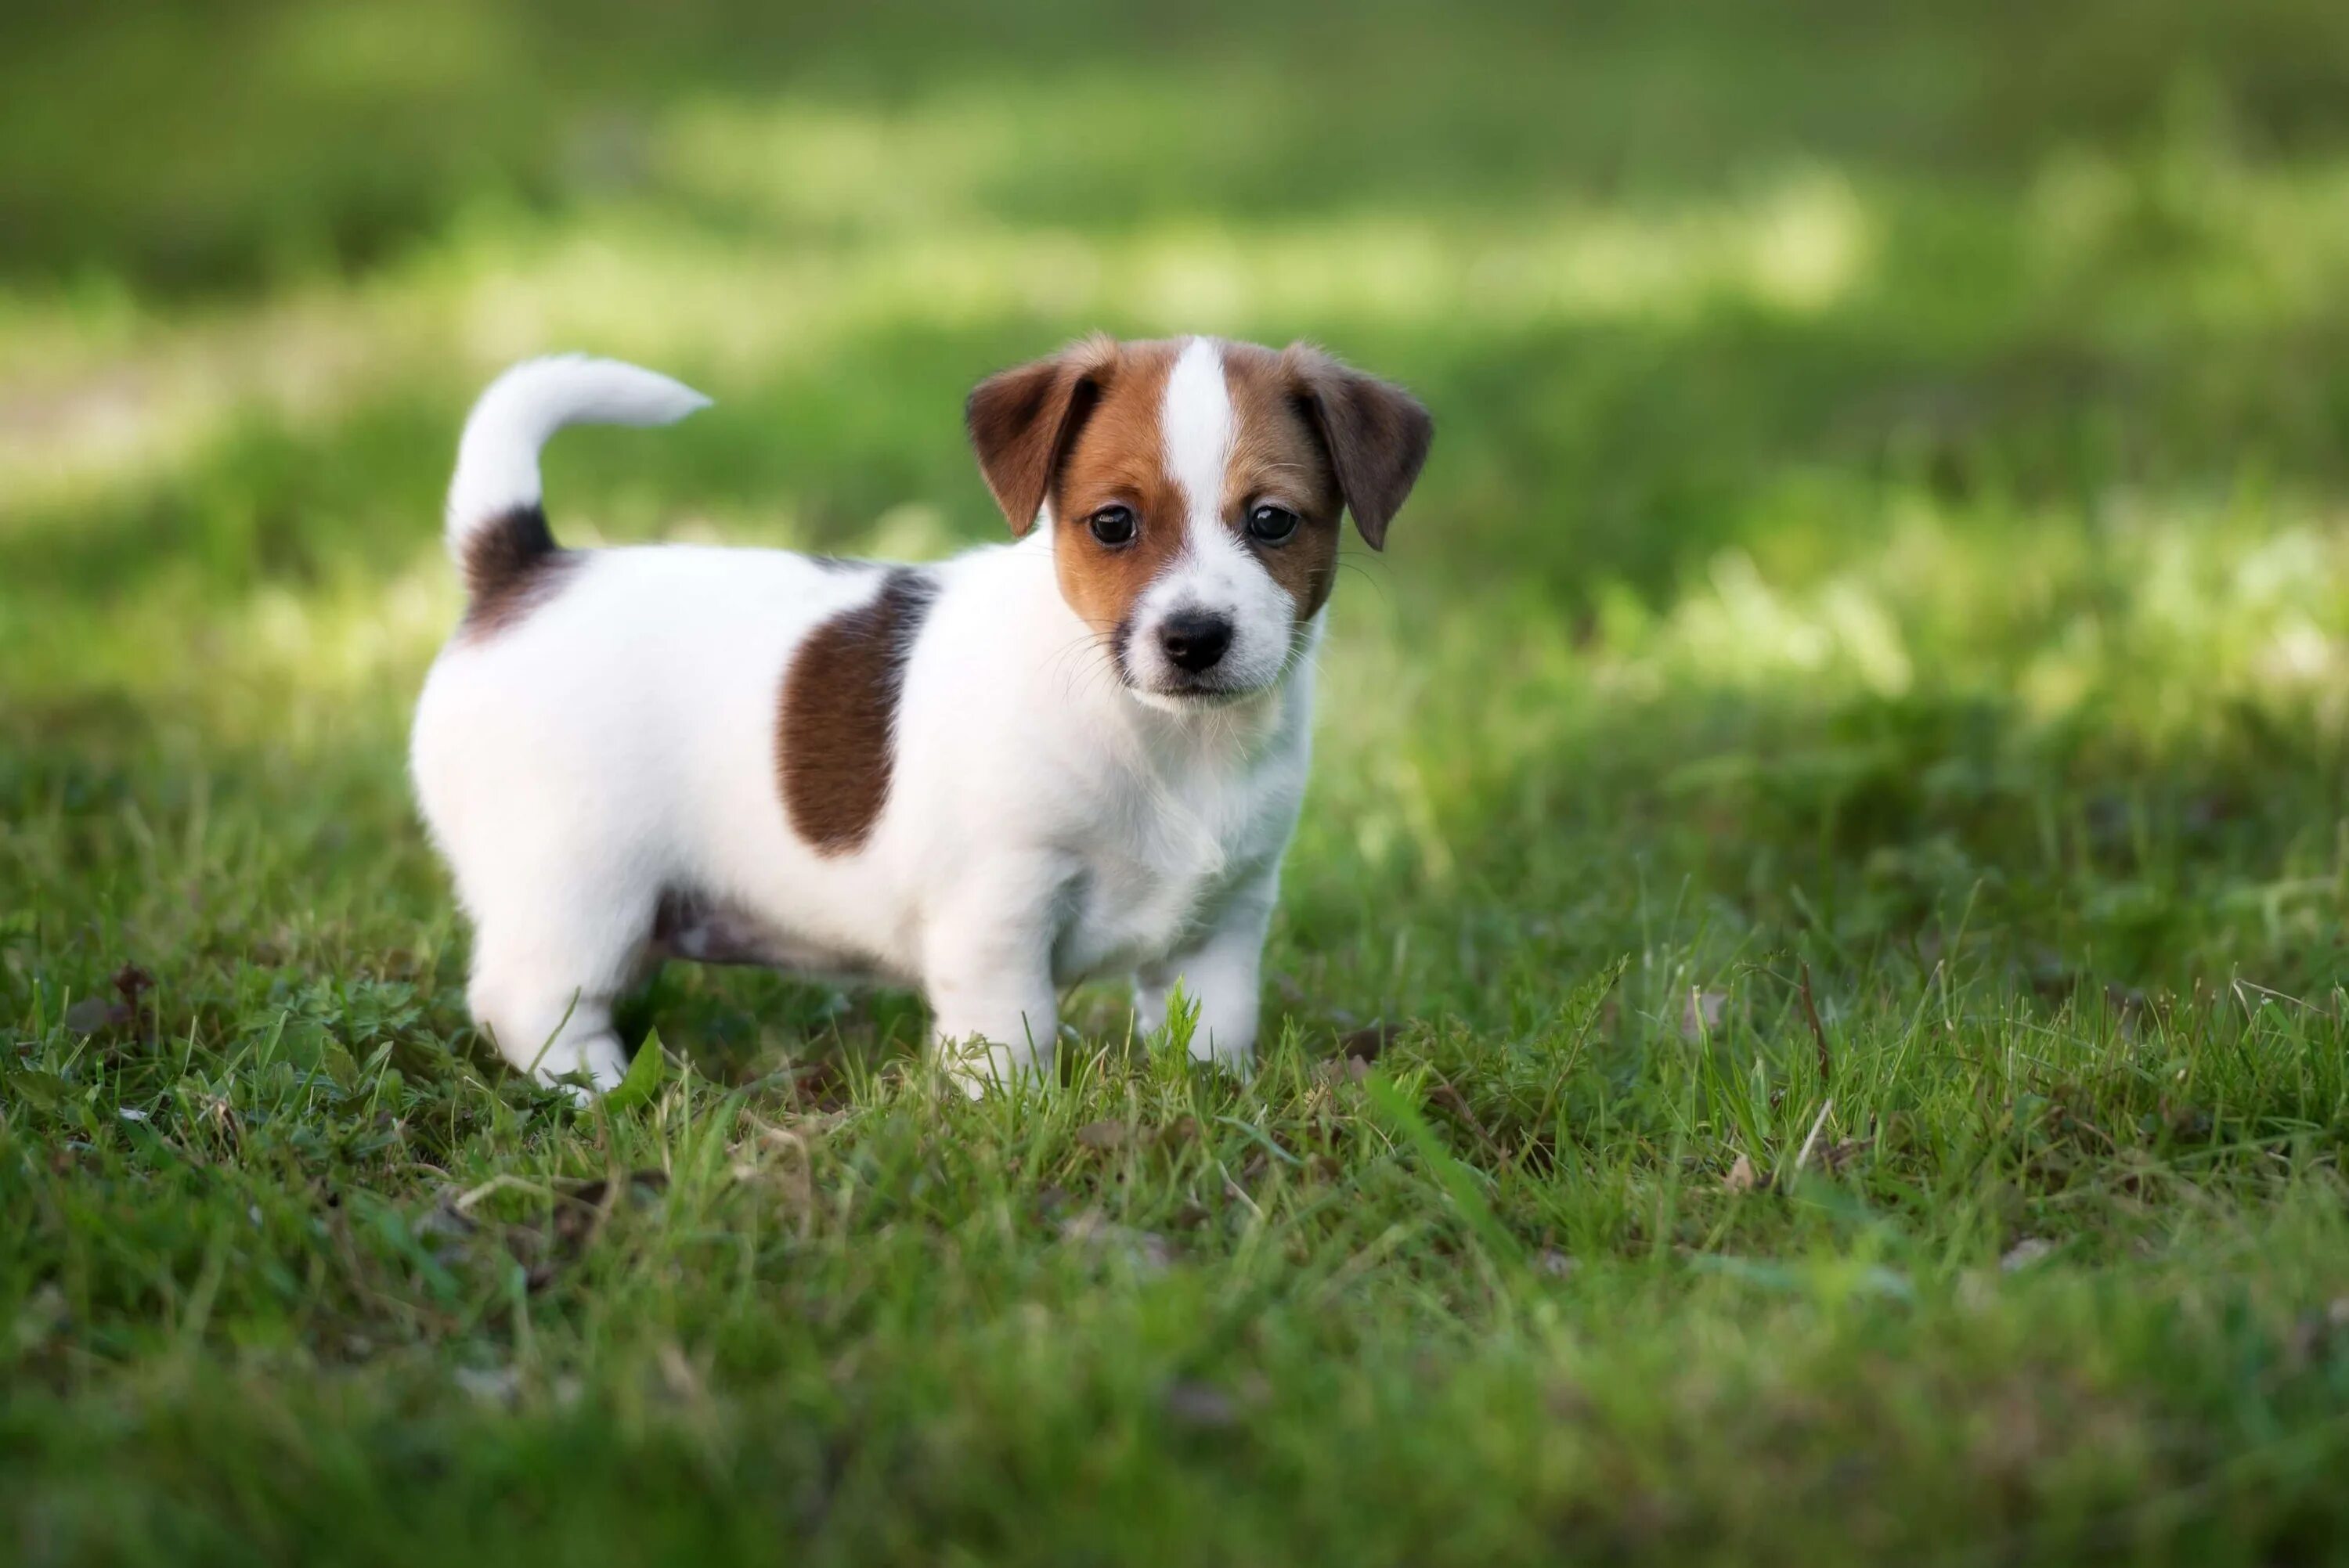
[1331,557,1393,613]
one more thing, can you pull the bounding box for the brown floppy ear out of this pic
[965,335,1117,535]
[1286,345,1433,550]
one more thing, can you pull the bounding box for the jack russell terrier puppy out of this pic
[410,335,1432,1093]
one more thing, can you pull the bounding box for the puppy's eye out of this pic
[1247,503,1301,544]
[1088,505,1137,546]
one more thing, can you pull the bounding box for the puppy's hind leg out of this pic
[465,872,655,1094]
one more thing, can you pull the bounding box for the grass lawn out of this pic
[9,1,2349,1561]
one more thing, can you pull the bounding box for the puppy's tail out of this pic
[446,354,710,590]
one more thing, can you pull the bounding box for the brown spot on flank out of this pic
[778,568,938,854]
[460,503,580,637]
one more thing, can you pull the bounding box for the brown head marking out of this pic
[965,333,1119,537]
[1218,341,1345,617]
[965,335,1432,700]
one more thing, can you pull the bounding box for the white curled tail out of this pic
[446,355,710,563]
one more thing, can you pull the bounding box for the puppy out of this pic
[410,336,1431,1091]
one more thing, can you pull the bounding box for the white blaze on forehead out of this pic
[1160,337,1234,533]
[1124,334,1298,705]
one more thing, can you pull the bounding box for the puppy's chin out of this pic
[1117,644,1295,714]
[1126,680,1261,715]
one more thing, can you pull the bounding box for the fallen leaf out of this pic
[2001,1237,2055,1272]
[1723,1153,1761,1194]
[1316,1056,1373,1087]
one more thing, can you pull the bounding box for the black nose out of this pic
[1159,610,1233,673]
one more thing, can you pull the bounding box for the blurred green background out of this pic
[9,0,2349,993]
[10,2,2349,1562]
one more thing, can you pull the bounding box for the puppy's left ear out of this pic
[1286,345,1434,550]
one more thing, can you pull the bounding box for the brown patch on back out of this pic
[460,504,581,637]
[1047,340,1188,644]
[1221,343,1344,617]
[777,568,938,855]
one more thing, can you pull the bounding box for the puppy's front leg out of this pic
[922,867,1061,1096]
[1135,871,1277,1071]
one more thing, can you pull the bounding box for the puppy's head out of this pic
[967,335,1431,708]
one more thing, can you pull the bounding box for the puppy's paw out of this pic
[536,1033,631,1101]
[937,1036,1045,1098]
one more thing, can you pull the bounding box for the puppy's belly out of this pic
[648,889,892,985]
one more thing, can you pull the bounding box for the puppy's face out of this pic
[968,336,1432,708]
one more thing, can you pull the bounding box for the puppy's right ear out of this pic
[965,335,1116,535]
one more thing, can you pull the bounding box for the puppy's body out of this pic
[412,339,1428,1091]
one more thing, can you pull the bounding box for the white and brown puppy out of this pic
[410,336,1431,1092]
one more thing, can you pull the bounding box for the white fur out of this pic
[446,355,709,557]
[1124,337,1297,701]
[412,348,1317,1093]
[1160,336,1235,511]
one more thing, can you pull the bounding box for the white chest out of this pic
[1048,746,1303,982]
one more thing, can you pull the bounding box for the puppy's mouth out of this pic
[1139,673,1261,706]
[1107,636,1272,707]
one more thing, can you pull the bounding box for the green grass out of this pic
[9,1,2349,1561]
